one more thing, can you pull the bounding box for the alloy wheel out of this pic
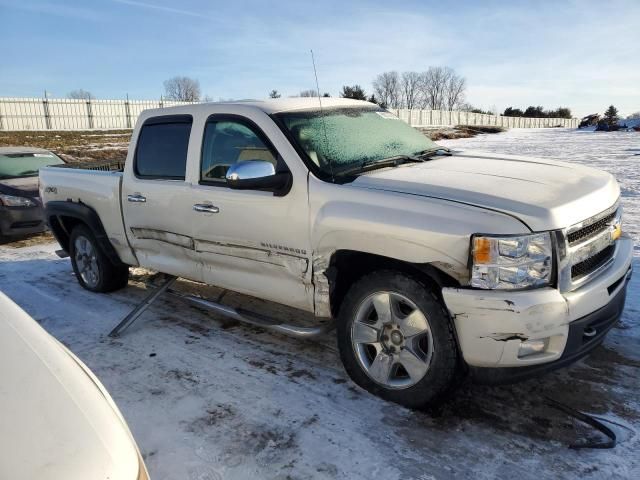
[351,291,434,389]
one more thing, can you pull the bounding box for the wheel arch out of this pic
[45,201,125,266]
[322,249,462,318]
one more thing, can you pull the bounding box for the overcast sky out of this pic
[1,0,638,117]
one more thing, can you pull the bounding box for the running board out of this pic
[168,288,335,338]
[109,275,335,339]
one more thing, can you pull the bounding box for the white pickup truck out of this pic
[40,98,633,409]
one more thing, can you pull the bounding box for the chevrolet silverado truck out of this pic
[40,98,633,409]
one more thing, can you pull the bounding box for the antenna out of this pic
[310,49,334,181]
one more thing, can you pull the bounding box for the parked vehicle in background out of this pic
[0,292,149,480]
[578,114,599,128]
[40,98,633,409]
[0,147,64,238]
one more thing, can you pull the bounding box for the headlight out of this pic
[0,193,37,207]
[470,232,552,289]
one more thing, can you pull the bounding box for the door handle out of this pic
[127,194,147,203]
[193,203,220,213]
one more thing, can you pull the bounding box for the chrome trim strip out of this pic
[566,201,619,236]
[570,227,617,264]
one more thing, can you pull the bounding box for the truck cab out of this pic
[40,98,633,409]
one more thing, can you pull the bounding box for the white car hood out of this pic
[352,149,619,231]
[0,293,139,480]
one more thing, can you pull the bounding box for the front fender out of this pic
[310,179,530,284]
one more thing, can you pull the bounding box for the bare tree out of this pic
[445,71,466,110]
[400,71,422,109]
[419,67,448,110]
[269,89,281,98]
[627,111,640,119]
[373,67,466,110]
[372,71,400,108]
[163,76,201,102]
[67,89,94,100]
[418,67,466,110]
[299,89,319,97]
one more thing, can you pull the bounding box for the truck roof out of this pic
[143,97,373,117]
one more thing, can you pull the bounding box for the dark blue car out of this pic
[0,147,64,238]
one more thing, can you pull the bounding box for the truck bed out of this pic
[39,163,137,265]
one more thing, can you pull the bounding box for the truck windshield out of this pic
[275,106,439,176]
[0,152,64,179]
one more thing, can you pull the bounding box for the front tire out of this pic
[337,270,459,409]
[69,225,129,293]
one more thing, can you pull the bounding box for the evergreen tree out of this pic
[340,85,367,100]
[523,106,545,118]
[503,107,524,117]
[603,105,619,127]
[269,90,281,98]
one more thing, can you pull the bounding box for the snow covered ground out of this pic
[1,128,639,479]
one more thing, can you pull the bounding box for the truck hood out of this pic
[0,176,40,197]
[0,293,140,480]
[352,149,619,231]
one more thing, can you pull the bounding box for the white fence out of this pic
[390,108,579,128]
[0,97,579,131]
[0,97,195,131]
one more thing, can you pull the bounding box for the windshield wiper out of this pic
[17,170,39,176]
[414,147,452,158]
[335,155,422,177]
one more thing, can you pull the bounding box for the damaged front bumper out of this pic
[442,236,633,379]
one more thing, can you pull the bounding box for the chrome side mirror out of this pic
[226,160,275,183]
[225,160,291,194]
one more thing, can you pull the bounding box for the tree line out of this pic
[371,68,466,110]
[503,106,572,119]
[68,72,619,123]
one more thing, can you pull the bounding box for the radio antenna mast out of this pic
[310,49,334,181]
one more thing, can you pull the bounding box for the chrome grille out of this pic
[557,201,620,292]
[567,211,616,245]
[571,244,615,280]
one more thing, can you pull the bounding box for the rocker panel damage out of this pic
[312,255,332,318]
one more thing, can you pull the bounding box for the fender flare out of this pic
[45,201,124,266]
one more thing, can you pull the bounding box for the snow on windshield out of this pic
[278,107,437,173]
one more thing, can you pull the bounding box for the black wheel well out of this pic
[49,215,83,250]
[327,250,461,317]
[45,201,124,266]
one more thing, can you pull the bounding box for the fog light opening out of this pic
[518,338,549,358]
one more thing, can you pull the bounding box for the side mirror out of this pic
[225,160,291,194]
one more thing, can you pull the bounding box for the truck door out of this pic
[188,114,313,312]
[121,114,203,281]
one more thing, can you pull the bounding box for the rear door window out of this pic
[135,115,192,179]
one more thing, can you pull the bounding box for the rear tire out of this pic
[69,225,129,293]
[337,270,459,410]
